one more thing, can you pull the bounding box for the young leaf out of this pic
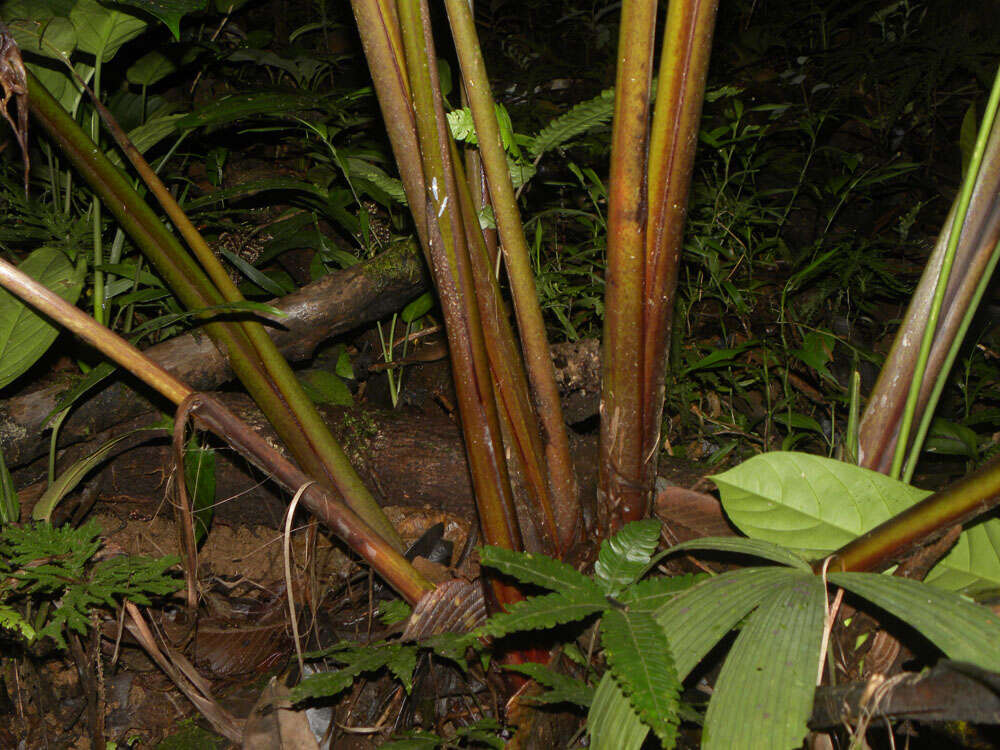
[479,545,603,597]
[655,567,802,680]
[479,592,605,639]
[702,572,825,750]
[32,428,161,522]
[593,519,662,596]
[601,608,679,747]
[829,572,1000,670]
[587,672,649,750]
[184,438,215,544]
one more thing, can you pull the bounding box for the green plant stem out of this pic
[445,0,580,551]
[397,0,524,592]
[889,69,1000,478]
[26,69,403,550]
[350,0,428,249]
[599,0,657,530]
[899,66,1000,481]
[0,256,434,603]
[641,0,718,496]
[599,0,716,528]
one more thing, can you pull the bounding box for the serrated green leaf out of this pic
[479,545,602,597]
[0,247,84,391]
[386,645,417,694]
[659,536,812,572]
[290,643,416,702]
[503,662,593,707]
[0,605,35,641]
[528,88,614,157]
[479,591,605,638]
[703,572,825,750]
[602,609,679,747]
[712,452,928,553]
[594,519,661,596]
[378,599,412,626]
[620,574,704,613]
[655,567,802,679]
[587,672,649,750]
[829,572,1000,670]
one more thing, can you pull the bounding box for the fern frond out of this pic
[594,519,662,596]
[527,88,614,157]
[602,609,680,748]
[480,545,601,597]
[479,591,604,638]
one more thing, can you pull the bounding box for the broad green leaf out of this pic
[703,572,825,750]
[401,292,434,324]
[829,572,1000,670]
[602,609,679,747]
[503,663,593,707]
[478,592,604,638]
[479,545,602,597]
[587,672,649,750]
[4,15,77,60]
[594,519,661,596]
[712,452,928,553]
[0,247,84,391]
[655,567,802,679]
[126,49,177,86]
[109,0,206,40]
[925,519,1000,595]
[715,453,1000,593]
[299,370,353,407]
[33,428,161,522]
[25,61,90,115]
[69,0,147,61]
[659,536,812,572]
